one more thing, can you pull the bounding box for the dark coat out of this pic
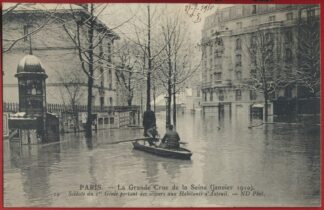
[161,130,180,149]
[143,110,156,129]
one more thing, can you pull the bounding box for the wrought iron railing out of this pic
[3,102,140,113]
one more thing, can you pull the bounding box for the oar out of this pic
[105,137,151,145]
[105,137,188,145]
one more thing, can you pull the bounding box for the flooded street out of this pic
[3,113,320,207]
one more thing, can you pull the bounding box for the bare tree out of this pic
[245,29,289,122]
[115,40,144,106]
[61,4,120,137]
[158,15,201,127]
[56,69,85,132]
[296,9,320,96]
[126,4,169,112]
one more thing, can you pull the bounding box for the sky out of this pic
[99,3,232,44]
[3,3,232,43]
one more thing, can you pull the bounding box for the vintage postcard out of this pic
[1,2,321,208]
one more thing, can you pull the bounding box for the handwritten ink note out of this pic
[184,4,214,23]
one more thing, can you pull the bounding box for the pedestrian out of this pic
[159,124,180,150]
[143,108,156,137]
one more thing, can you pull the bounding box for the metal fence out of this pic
[3,102,140,113]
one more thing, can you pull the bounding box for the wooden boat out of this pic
[132,140,192,160]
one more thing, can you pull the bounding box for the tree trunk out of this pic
[153,83,156,112]
[128,71,132,106]
[173,87,176,128]
[173,57,177,129]
[146,5,151,111]
[264,91,268,122]
[127,97,132,106]
[86,75,93,137]
[166,51,172,127]
[85,5,95,137]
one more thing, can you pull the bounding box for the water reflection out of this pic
[3,113,320,207]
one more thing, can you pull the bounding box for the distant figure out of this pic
[146,124,159,146]
[143,108,156,137]
[160,124,180,150]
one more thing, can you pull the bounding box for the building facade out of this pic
[3,4,118,107]
[3,4,140,134]
[201,4,319,121]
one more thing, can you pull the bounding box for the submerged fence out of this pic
[3,102,140,114]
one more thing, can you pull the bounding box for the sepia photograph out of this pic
[1,2,321,207]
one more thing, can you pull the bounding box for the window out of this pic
[285,48,292,63]
[98,118,103,125]
[236,6,243,16]
[251,35,257,47]
[284,86,292,98]
[269,15,276,22]
[307,9,315,20]
[109,83,112,90]
[236,22,242,29]
[216,37,223,46]
[210,92,213,101]
[286,12,293,20]
[110,117,114,124]
[214,49,222,58]
[235,71,242,80]
[252,5,257,14]
[268,5,276,10]
[104,118,109,124]
[214,72,222,81]
[235,90,242,101]
[99,41,104,57]
[219,90,224,101]
[26,80,42,95]
[204,92,207,101]
[23,25,29,41]
[236,38,242,50]
[236,54,242,67]
[250,90,257,100]
[100,96,104,109]
[107,42,112,62]
[109,97,113,105]
[285,30,293,43]
[265,32,273,44]
[250,68,257,76]
[108,42,112,54]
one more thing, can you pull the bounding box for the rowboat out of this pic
[132,141,192,160]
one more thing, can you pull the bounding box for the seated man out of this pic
[146,124,159,146]
[160,124,180,150]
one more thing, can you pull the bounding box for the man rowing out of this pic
[159,124,180,150]
[146,124,159,146]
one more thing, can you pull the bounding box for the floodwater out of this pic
[3,113,320,207]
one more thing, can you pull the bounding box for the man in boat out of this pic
[160,124,180,150]
[143,108,156,137]
[146,124,159,146]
